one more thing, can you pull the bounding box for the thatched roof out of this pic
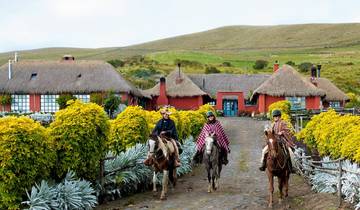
[253,65,326,97]
[0,60,142,96]
[143,67,207,97]
[311,77,349,101]
[188,74,270,99]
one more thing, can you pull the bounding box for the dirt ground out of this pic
[97,117,352,210]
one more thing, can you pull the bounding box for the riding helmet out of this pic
[272,109,282,117]
[206,111,215,118]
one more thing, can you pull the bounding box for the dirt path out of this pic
[97,117,351,210]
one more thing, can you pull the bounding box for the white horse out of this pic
[203,133,222,193]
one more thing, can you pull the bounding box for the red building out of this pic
[143,65,208,110]
[0,55,143,113]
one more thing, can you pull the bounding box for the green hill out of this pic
[0,23,359,95]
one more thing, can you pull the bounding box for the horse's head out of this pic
[205,132,216,155]
[264,125,278,158]
[148,134,159,155]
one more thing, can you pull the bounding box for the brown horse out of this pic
[146,134,177,200]
[264,125,290,208]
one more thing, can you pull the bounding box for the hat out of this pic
[206,111,215,117]
[272,109,282,117]
[160,108,171,115]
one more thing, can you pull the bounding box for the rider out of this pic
[194,111,230,165]
[149,108,182,167]
[259,109,296,172]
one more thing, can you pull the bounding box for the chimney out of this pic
[316,64,321,78]
[14,52,18,62]
[273,60,279,72]
[157,77,169,105]
[202,78,205,89]
[311,65,317,78]
[8,60,12,80]
[175,63,183,84]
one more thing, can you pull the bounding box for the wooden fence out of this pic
[294,152,360,207]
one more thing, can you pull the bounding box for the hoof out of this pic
[160,196,167,200]
[268,204,273,208]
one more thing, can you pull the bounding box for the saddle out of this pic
[158,136,175,156]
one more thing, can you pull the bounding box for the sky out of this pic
[1,0,360,53]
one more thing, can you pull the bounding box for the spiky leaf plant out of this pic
[23,171,97,210]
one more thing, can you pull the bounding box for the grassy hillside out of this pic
[0,23,359,94]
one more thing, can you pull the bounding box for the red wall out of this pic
[258,94,285,113]
[216,92,244,114]
[168,96,203,110]
[30,94,41,112]
[306,96,321,110]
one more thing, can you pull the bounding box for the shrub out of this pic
[298,62,313,73]
[107,59,125,68]
[222,61,232,67]
[174,59,203,68]
[104,92,121,118]
[253,60,268,70]
[286,61,296,66]
[297,110,360,163]
[205,66,221,74]
[197,104,216,118]
[56,94,76,109]
[345,92,360,108]
[109,106,149,153]
[50,100,110,181]
[90,92,105,105]
[0,117,55,209]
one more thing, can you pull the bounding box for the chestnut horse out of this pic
[147,134,177,200]
[264,125,290,208]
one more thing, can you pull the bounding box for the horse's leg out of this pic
[207,168,212,193]
[278,176,284,204]
[152,172,157,192]
[285,173,289,197]
[160,170,168,200]
[267,171,274,208]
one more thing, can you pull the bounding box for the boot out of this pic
[176,140,183,155]
[144,157,152,166]
[288,159,296,173]
[175,157,181,167]
[259,154,267,171]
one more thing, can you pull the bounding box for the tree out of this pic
[104,92,121,118]
[298,62,313,73]
[205,66,221,74]
[56,94,76,109]
[253,60,268,70]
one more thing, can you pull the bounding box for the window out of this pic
[286,97,306,110]
[329,101,341,108]
[11,95,30,112]
[41,95,59,113]
[74,94,90,103]
[244,99,257,106]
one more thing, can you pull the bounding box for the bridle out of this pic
[265,128,287,170]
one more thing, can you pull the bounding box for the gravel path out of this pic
[97,117,351,210]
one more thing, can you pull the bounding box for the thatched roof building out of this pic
[0,60,142,96]
[188,74,270,99]
[253,65,326,97]
[143,68,207,97]
[311,77,349,102]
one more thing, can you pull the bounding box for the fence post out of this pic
[338,159,342,207]
[300,116,303,130]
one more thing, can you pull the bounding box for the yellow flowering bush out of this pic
[297,110,360,163]
[109,106,149,153]
[0,117,55,209]
[197,104,216,118]
[50,100,110,181]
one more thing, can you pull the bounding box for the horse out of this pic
[264,125,290,208]
[146,134,177,200]
[203,132,222,193]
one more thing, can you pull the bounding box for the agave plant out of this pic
[23,171,97,210]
